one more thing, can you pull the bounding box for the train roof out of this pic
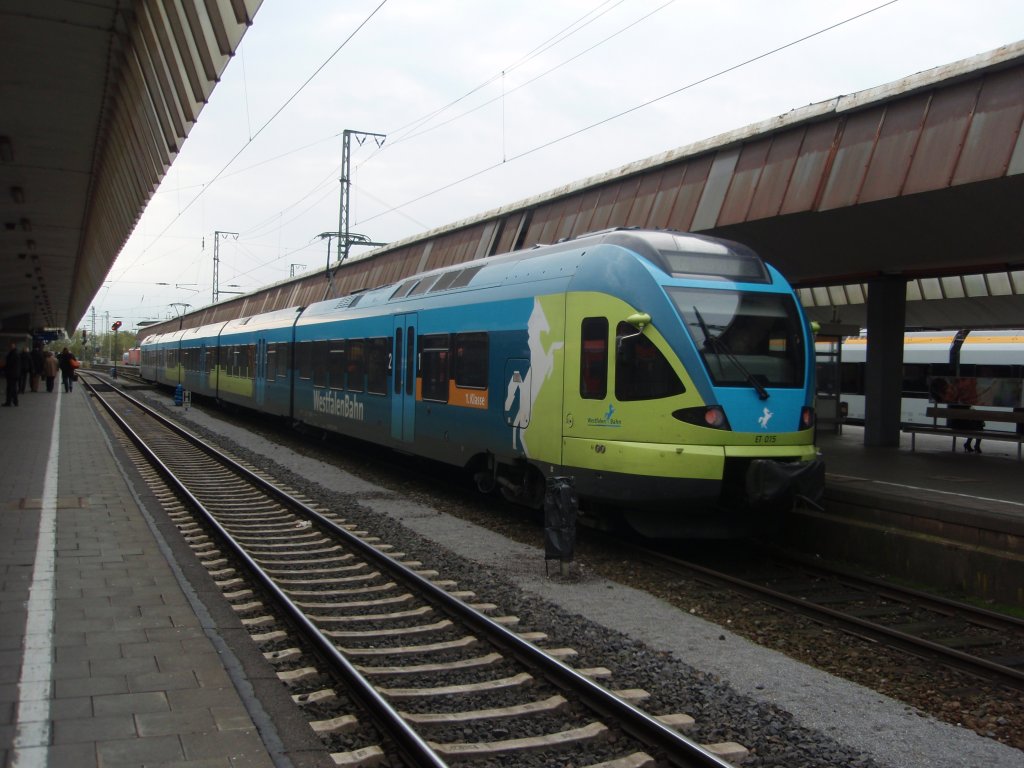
[298,229,777,323]
[221,306,302,334]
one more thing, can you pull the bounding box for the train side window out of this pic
[409,275,440,296]
[313,340,330,387]
[348,340,365,392]
[328,342,346,389]
[580,317,608,399]
[391,279,419,299]
[266,345,277,381]
[454,332,488,388]
[615,322,684,401]
[245,344,255,379]
[278,343,290,378]
[367,337,389,394]
[420,334,450,402]
[296,342,312,380]
[449,265,483,289]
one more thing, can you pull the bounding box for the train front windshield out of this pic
[668,288,805,389]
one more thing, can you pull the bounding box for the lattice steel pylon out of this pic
[324,129,387,300]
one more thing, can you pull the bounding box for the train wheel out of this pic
[474,471,496,494]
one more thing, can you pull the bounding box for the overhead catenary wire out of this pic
[360,0,901,226]
[110,0,904,321]
[114,0,391,276]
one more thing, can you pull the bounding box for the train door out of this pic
[255,338,266,406]
[391,313,418,442]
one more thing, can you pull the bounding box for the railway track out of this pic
[81,373,748,767]
[634,541,1024,692]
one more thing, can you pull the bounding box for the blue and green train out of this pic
[142,229,823,536]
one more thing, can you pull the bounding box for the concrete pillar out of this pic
[864,277,906,447]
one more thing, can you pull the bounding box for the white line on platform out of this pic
[829,472,1024,508]
[12,401,60,768]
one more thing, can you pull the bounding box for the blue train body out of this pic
[141,229,823,536]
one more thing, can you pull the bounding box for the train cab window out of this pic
[347,340,366,392]
[367,338,389,394]
[670,288,804,389]
[454,332,488,388]
[420,334,450,402]
[327,342,346,389]
[296,341,313,380]
[580,318,608,400]
[615,322,684,401]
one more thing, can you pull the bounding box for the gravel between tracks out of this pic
[144,393,1022,768]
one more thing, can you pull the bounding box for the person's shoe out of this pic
[963,441,973,452]
[975,444,982,454]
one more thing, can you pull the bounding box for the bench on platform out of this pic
[902,406,1024,459]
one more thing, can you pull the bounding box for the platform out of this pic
[795,424,1024,606]
[817,424,1022,513]
[0,387,322,768]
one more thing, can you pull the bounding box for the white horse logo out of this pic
[757,407,773,430]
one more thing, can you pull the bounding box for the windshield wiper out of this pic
[692,306,769,401]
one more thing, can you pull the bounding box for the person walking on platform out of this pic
[57,346,77,393]
[18,346,31,394]
[3,342,20,406]
[43,350,59,393]
[30,343,44,392]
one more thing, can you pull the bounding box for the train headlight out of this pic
[799,406,815,430]
[672,405,731,430]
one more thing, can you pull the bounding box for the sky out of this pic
[88,0,1024,332]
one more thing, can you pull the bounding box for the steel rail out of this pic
[83,377,448,768]
[628,539,1024,689]
[85,375,735,768]
[770,548,1024,631]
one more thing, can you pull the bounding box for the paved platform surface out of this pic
[0,386,292,768]
[817,424,1023,526]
